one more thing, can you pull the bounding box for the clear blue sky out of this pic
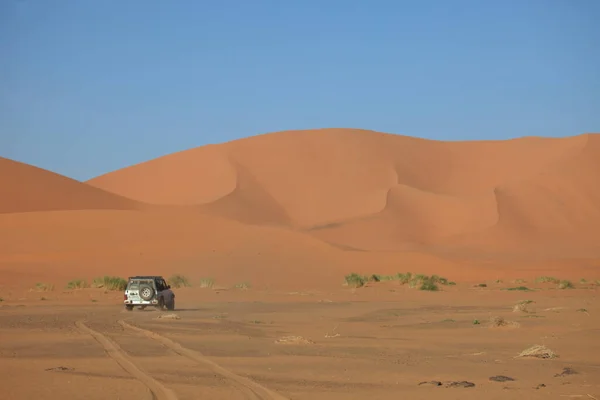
[1,0,599,181]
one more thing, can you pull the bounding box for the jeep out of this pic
[123,276,175,311]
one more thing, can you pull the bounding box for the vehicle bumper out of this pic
[123,299,159,305]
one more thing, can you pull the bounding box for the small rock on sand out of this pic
[419,380,475,388]
[156,313,180,320]
[489,375,516,382]
[274,336,314,345]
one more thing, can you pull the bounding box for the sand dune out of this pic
[0,157,145,214]
[1,129,599,289]
[0,208,467,289]
[87,129,600,252]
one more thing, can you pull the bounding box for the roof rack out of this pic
[127,275,164,280]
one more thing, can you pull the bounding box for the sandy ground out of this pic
[1,283,599,400]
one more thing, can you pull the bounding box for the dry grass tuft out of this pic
[155,313,180,320]
[517,345,557,359]
[489,316,520,329]
[66,279,89,290]
[558,280,574,290]
[33,282,54,292]
[167,274,191,288]
[275,335,315,345]
[198,277,214,289]
[91,276,127,291]
[513,300,535,313]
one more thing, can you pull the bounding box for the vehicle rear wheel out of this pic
[125,305,134,311]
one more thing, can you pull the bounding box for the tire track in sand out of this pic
[75,321,178,400]
[118,320,289,400]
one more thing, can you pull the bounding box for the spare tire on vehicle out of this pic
[139,284,155,301]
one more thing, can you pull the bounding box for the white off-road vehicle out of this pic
[123,275,175,311]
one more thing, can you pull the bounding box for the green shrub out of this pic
[91,276,127,291]
[558,280,574,290]
[504,286,531,291]
[66,279,88,289]
[168,274,191,288]
[34,282,54,292]
[344,273,367,288]
[396,272,413,284]
[419,278,439,291]
[535,276,559,284]
[198,277,214,288]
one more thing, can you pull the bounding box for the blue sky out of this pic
[1,0,598,181]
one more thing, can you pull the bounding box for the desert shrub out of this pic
[419,277,439,291]
[513,299,535,313]
[199,277,215,288]
[408,274,427,288]
[396,272,413,284]
[66,279,88,289]
[504,286,531,291]
[404,274,441,291]
[34,282,54,292]
[477,283,487,287]
[344,273,367,288]
[535,276,559,284]
[517,345,557,359]
[344,272,451,290]
[489,316,520,328]
[436,276,449,285]
[168,274,191,288]
[234,282,251,290]
[92,276,127,291]
[558,280,574,290]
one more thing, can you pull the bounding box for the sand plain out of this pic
[1,283,599,400]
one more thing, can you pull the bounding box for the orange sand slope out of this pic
[0,157,146,214]
[1,129,599,288]
[87,129,600,253]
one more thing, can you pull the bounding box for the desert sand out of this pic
[1,128,599,399]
